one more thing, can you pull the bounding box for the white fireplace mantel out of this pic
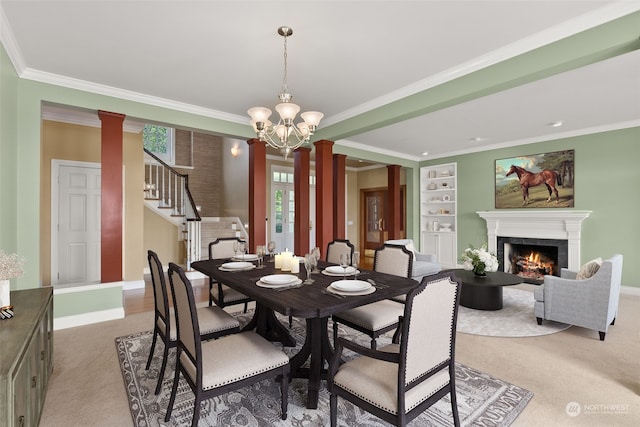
[477,210,591,271]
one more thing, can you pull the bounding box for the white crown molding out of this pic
[18,66,249,125]
[336,139,422,163]
[323,1,640,126]
[0,3,26,74]
[42,106,145,133]
[424,119,640,161]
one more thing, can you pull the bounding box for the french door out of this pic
[271,184,295,253]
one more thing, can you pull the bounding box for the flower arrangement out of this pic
[460,244,498,276]
[0,250,26,281]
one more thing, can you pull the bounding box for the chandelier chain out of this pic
[282,33,288,94]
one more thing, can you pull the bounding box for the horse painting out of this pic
[506,165,563,205]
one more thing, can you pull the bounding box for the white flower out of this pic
[0,250,26,281]
[459,244,498,274]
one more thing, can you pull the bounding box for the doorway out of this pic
[51,160,101,286]
[360,187,405,268]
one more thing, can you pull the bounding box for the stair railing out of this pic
[144,149,202,268]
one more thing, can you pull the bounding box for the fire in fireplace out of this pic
[497,237,569,285]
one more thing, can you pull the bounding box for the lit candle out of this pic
[0,280,10,307]
[291,256,300,273]
[274,253,282,269]
[281,252,292,271]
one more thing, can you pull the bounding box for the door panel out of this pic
[57,164,101,285]
[363,190,387,251]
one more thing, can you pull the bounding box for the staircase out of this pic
[143,149,248,269]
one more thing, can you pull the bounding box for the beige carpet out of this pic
[40,285,640,426]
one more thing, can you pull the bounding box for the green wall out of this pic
[422,127,640,287]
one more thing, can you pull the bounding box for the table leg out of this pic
[289,317,333,409]
[242,303,296,347]
[460,285,504,310]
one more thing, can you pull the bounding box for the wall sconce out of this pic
[230,145,239,157]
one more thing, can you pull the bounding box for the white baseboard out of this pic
[123,279,145,290]
[53,307,125,330]
[621,285,640,296]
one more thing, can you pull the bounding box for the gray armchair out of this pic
[384,239,441,282]
[534,254,623,341]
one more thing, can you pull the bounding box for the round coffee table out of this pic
[453,269,523,310]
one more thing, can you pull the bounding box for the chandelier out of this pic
[247,26,323,159]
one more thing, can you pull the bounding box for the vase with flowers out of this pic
[0,250,26,309]
[460,244,498,277]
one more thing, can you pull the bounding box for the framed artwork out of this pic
[495,150,574,208]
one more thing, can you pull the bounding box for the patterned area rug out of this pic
[116,312,533,426]
[457,287,571,337]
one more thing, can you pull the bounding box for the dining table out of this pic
[190,257,418,409]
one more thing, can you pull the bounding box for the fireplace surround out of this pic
[477,210,591,274]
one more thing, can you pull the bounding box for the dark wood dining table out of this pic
[190,258,418,409]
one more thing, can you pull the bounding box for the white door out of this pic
[52,162,101,285]
[272,184,295,253]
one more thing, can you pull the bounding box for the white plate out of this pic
[220,261,253,270]
[322,269,361,277]
[325,265,356,274]
[330,280,371,292]
[256,278,303,288]
[259,274,299,285]
[232,254,259,261]
[325,285,376,297]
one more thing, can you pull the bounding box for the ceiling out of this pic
[2,1,639,162]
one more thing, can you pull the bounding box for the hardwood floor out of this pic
[123,275,210,315]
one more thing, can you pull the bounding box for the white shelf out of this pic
[420,162,457,268]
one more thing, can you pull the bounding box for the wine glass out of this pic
[303,254,314,284]
[238,241,246,259]
[256,245,265,268]
[233,240,239,258]
[312,247,321,273]
[268,241,276,261]
[352,251,360,280]
[339,253,350,280]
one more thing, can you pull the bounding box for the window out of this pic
[143,124,175,165]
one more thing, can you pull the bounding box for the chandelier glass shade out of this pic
[247,26,323,159]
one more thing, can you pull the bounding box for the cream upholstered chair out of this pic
[328,272,462,427]
[144,250,240,395]
[332,244,412,350]
[165,263,290,426]
[208,238,253,312]
[326,239,355,264]
[535,254,623,341]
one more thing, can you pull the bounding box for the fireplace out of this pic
[497,236,569,284]
[477,210,591,275]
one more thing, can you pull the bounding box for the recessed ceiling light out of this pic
[550,121,563,127]
[469,137,485,142]
[421,151,429,156]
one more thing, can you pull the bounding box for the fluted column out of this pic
[247,139,267,249]
[98,110,125,283]
[332,154,347,239]
[387,164,402,240]
[314,140,334,256]
[294,147,311,255]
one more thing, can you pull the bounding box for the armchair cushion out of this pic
[576,257,602,279]
[385,239,441,282]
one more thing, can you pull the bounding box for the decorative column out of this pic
[314,140,334,256]
[332,154,347,239]
[98,110,125,283]
[387,165,402,240]
[294,147,311,255]
[248,139,267,250]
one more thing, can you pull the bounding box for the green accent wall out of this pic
[421,127,640,287]
[53,286,123,318]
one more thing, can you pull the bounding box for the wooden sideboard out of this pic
[0,288,54,427]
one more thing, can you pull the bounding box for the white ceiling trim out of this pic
[0,4,25,74]
[336,139,422,163]
[323,1,640,127]
[424,119,640,161]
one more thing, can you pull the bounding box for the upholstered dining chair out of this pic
[328,272,462,427]
[208,237,253,312]
[165,262,290,427]
[332,244,413,349]
[326,239,355,264]
[144,250,240,395]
